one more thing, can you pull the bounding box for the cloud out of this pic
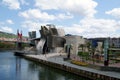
[106,8,120,19]
[21,20,48,37]
[20,0,29,5]
[58,18,120,38]
[2,0,20,10]
[35,0,97,17]
[35,0,59,10]
[19,9,73,21]
[80,18,120,37]
[57,13,73,20]
[0,21,13,33]
[19,9,56,21]
[21,20,46,31]
[6,19,14,24]
[0,26,13,33]
[16,0,119,38]
[20,17,120,38]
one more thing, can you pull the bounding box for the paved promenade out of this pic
[26,53,120,79]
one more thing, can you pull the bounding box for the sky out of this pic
[0,0,120,38]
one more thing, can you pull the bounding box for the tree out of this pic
[86,41,92,60]
[86,42,91,52]
[78,44,88,62]
[79,44,85,53]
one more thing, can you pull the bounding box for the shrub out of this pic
[78,52,89,57]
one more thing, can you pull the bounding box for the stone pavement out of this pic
[26,53,120,79]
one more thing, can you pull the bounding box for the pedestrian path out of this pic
[26,53,120,79]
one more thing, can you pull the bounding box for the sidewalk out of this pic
[26,53,120,79]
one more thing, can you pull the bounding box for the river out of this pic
[0,51,87,80]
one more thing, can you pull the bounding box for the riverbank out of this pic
[0,48,16,51]
[1,51,84,80]
[14,51,120,80]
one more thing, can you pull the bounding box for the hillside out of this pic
[0,31,27,38]
[0,31,29,49]
[0,31,17,38]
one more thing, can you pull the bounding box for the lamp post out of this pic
[104,38,109,66]
[67,44,72,59]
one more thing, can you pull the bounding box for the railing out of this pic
[0,39,29,43]
[0,37,28,43]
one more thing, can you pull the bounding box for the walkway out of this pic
[26,53,120,79]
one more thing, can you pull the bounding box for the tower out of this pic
[16,29,22,50]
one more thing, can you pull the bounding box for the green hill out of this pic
[0,31,17,38]
[0,31,29,49]
[0,31,27,38]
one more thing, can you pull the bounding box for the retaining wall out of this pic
[14,52,119,80]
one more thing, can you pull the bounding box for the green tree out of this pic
[79,44,85,53]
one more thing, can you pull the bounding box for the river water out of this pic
[0,51,87,80]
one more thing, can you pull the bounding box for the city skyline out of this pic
[0,0,120,38]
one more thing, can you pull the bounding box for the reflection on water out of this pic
[16,57,21,80]
[0,51,87,80]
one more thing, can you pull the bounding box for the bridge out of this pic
[0,38,30,44]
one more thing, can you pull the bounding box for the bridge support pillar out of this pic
[16,42,22,50]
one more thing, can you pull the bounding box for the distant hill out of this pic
[0,31,27,38]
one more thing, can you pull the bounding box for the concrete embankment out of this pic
[14,51,120,80]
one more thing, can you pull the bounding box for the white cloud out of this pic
[19,9,56,21]
[57,13,73,20]
[35,0,58,10]
[35,0,97,17]
[80,18,119,32]
[21,20,48,37]
[20,0,29,5]
[80,18,120,37]
[58,24,84,35]
[0,26,13,33]
[6,19,14,24]
[2,0,20,10]
[19,9,73,21]
[106,8,120,19]
[21,20,46,31]
[0,21,13,33]
[58,18,120,38]
[20,17,120,38]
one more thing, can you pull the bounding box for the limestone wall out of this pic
[64,35,85,55]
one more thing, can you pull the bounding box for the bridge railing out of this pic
[0,37,29,43]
